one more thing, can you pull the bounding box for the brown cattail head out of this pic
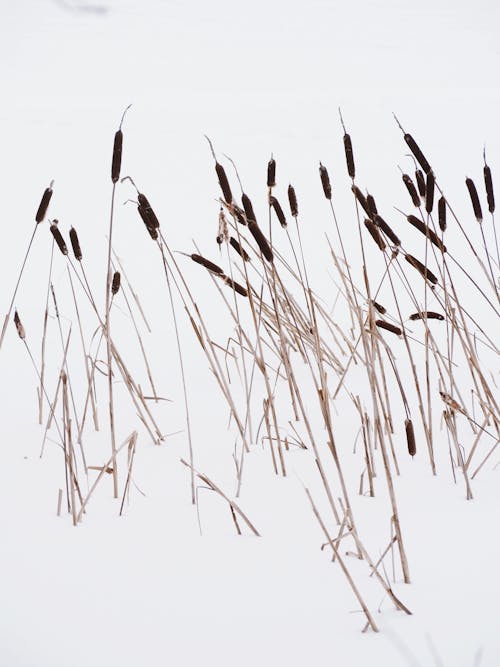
[319,163,332,200]
[465,177,483,222]
[137,193,160,229]
[402,173,420,207]
[405,419,416,457]
[364,218,386,251]
[14,310,26,340]
[230,236,250,261]
[111,129,123,183]
[484,164,495,213]
[216,163,232,205]
[351,186,371,217]
[288,184,298,217]
[267,156,276,188]
[69,227,82,261]
[50,222,68,256]
[35,182,53,223]
[371,300,386,315]
[270,196,287,228]
[409,311,444,321]
[373,214,401,246]
[366,193,378,217]
[242,193,257,224]
[233,205,247,226]
[438,196,447,231]
[343,134,355,179]
[415,169,426,198]
[407,215,446,252]
[138,205,158,240]
[375,319,402,336]
[191,254,224,274]
[425,171,435,214]
[404,134,432,174]
[405,253,438,284]
[248,221,273,262]
[111,271,121,295]
[223,275,248,297]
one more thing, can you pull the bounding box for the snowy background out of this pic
[0,1,499,665]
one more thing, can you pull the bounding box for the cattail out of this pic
[375,319,402,336]
[465,178,483,222]
[242,193,257,224]
[111,271,121,295]
[373,214,401,246]
[319,163,332,200]
[35,182,53,223]
[248,221,273,262]
[14,310,25,340]
[343,133,355,179]
[138,205,159,240]
[405,254,438,285]
[404,133,432,174]
[484,164,495,213]
[230,236,250,261]
[425,171,435,214]
[366,194,378,217]
[233,205,247,226]
[270,196,287,228]
[405,419,416,457]
[111,130,123,183]
[288,184,298,217]
[407,215,446,252]
[191,254,224,274]
[402,173,420,207]
[137,193,160,229]
[351,186,371,217]
[267,156,276,188]
[364,218,386,251]
[223,275,248,297]
[371,300,386,315]
[438,196,447,231]
[69,227,82,261]
[216,163,233,204]
[415,169,426,198]
[50,222,68,255]
[409,311,444,321]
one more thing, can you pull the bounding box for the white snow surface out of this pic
[1,1,499,665]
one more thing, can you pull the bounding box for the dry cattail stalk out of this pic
[405,419,416,457]
[366,194,378,217]
[191,253,224,274]
[267,156,276,188]
[137,193,160,229]
[248,220,274,262]
[111,130,123,183]
[375,319,402,336]
[36,182,54,223]
[242,193,257,224]
[404,254,438,284]
[69,227,82,261]
[223,275,248,297]
[111,271,121,295]
[364,218,386,251]
[371,300,387,314]
[402,174,420,207]
[439,391,466,415]
[465,177,483,222]
[230,236,250,261]
[319,163,332,200]
[409,311,444,321]
[343,133,355,179]
[351,186,371,217]
[405,135,432,175]
[438,196,447,231]
[270,196,287,228]
[50,222,68,255]
[407,215,446,252]
[288,184,298,217]
[14,310,25,339]
[415,169,426,198]
[373,214,401,246]
[425,171,435,213]
[484,162,495,213]
[216,163,233,204]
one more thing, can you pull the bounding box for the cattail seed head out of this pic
[405,253,438,284]
[371,300,386,315]
[14,310,25,340]
[405,419,416,457]
[319,163,332,200]
[402,173,420,207]
[35,182,53,223]
[267,156,276,188]
[138,205,158,240]
[404,134,432,174]
[407,215,446,252]
[366,194,378,217]
[248,220,273,262]
[223,275,248,297]
[50,222,68,255]
[465,177,483,222]
[111,271,121,295]
[137,193,160,229]
[409,311,444,321]
[351,186,371,217]
[438,196,447,231]
[373,214,401,246]
[242,193,257,224]
[415,169,426,198]
[425,171,435,213]
[270,196,287,228]
[375,319,402,336]
[230,236,250,261]
[288,184,298,217]
[111,129,123,183]
[484,164,495,213]
[216,163,233,205]
[69,227,82,261]
[343,134,355,179]
[364,218,386,251]
[191,254,224,274]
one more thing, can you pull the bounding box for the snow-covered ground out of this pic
[1,1,499,665]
